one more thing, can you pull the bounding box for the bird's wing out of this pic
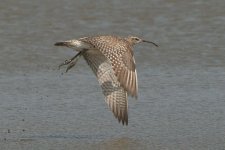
[80,36,138,98]
[82,49,128,125]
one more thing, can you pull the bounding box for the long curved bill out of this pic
[142,40,159,47]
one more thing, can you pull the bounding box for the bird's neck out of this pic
[124,38,135,46]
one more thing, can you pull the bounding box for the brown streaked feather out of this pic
[82,49,128,125]
[80,36,138,97]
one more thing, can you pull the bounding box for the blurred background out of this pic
[0,0,225,149]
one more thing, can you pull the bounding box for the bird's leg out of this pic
[58,51,82,69]
[65,50,88,72]
[65,57,80,73]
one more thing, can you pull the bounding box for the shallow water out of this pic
[1,0,225,149]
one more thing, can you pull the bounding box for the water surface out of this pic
[0,0,225,149]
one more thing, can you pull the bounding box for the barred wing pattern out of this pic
[80,36,138,98]
[83,49,128,125]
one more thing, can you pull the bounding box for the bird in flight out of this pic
[55,35,158,125]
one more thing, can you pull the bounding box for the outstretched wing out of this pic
[82,49,128,125]
[80,36,138,98]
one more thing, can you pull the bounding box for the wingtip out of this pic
[115,109,128,126]
[115,113,128,126]
[123,120,128,126]
[120,119,128,126]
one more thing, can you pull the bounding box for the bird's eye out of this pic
[134,38,139,41]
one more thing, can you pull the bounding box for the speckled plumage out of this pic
[55,35,158,125]
[83,50,128,125]
[80,35,138,98]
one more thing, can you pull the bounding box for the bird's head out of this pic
[126,36,158,47]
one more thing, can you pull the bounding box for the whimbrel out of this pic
[55,35,158,125]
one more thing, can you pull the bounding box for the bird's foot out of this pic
[58,51,82,70]
[65,59,79,73]
[58,59,72,69]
